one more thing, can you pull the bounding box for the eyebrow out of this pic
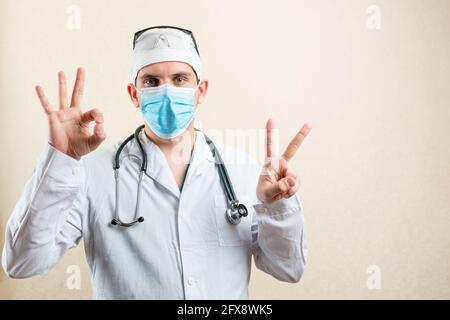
[138,72,193,79]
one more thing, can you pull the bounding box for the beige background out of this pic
[1,0,449,299]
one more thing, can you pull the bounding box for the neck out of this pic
[143,125,196,165]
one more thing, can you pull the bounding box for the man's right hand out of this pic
[35,67,106,160]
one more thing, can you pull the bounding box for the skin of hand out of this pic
[256,119,312,204]
[35,67,106,160]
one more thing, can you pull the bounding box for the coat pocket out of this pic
[213,194,252,246]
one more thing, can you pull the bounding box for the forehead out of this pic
[137,61,194,77]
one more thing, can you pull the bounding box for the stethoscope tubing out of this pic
[111,125,247,227]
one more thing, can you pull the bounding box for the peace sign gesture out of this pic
[256,119,312,204]
[35,67,106,160]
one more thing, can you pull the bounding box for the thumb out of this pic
[263,176,296,201]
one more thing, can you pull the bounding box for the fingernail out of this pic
[287,178,295,187]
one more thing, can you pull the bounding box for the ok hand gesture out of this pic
[35,67,106,160]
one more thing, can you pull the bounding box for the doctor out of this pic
[2,26,312,299]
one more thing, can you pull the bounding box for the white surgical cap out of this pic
[131,27,201,84]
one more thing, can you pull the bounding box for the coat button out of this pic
[187,276,196,286]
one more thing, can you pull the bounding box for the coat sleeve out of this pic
[251,195,307,283]
[2,143,88,278]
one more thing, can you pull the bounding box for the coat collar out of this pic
[124,129,215,198]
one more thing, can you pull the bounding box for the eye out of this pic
[174,76,187,85]
[143,78,158,87]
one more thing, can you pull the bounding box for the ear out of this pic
[196,79,209,105]
[127,83,140,108]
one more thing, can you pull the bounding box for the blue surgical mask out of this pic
[139,82,200,139]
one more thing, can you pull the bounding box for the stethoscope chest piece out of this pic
[225,203,248,225]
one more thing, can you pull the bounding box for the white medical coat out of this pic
[2,130,307,299]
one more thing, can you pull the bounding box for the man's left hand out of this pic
[256,119,312,204]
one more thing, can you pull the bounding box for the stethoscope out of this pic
[111,124,248,228]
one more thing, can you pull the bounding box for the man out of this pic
[2,26,311,299]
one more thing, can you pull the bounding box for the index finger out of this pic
[266,118,274,158]
[281,123,312,161]
[70,67,85,108]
